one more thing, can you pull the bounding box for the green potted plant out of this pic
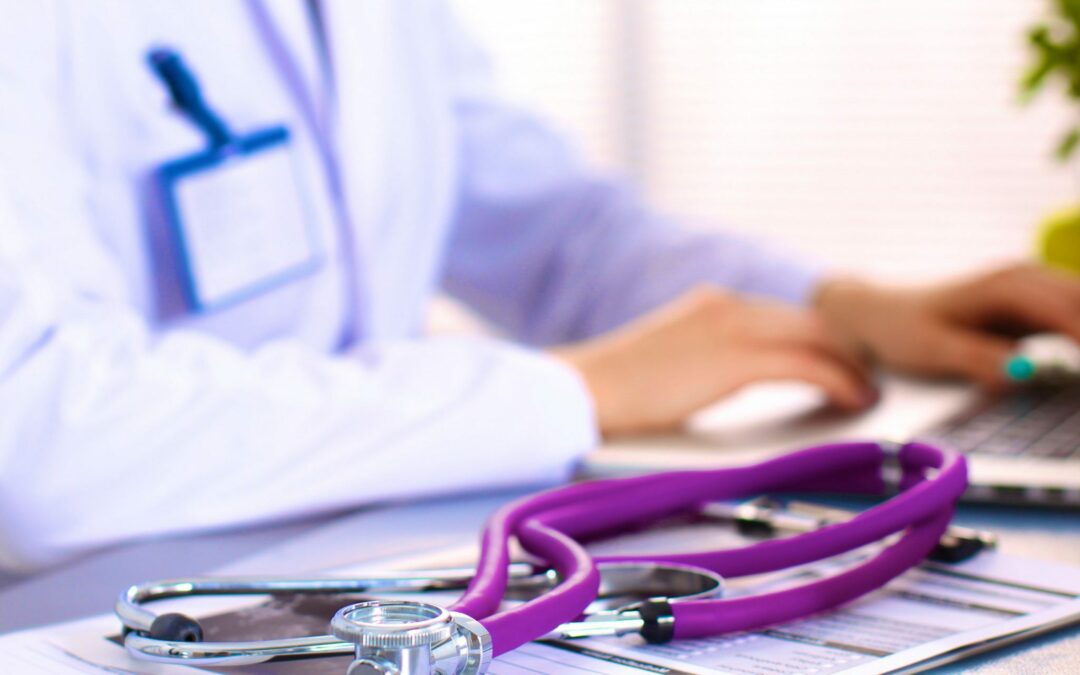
[1022,0,1080,274]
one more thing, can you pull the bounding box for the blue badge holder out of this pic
[148,48,322,313]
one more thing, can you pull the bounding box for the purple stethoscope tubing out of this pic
[450,441,968,657]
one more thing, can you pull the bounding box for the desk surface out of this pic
[1,489,1077,673]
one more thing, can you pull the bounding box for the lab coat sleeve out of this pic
[0,241,597,572]
[0,8,596,571]
[438,10,825,346]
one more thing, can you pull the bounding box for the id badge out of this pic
[155,126,322,313]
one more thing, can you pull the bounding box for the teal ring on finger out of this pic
[1004,355,1036,382]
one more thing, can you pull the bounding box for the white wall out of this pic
[452,0,1076,281]
[451,0,625,171]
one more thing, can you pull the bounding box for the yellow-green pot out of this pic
[1039,204,1080,274]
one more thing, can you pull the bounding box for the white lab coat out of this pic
[0,0,819,572]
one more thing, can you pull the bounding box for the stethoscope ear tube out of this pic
[670,507,956,639]
[452,441,967,656]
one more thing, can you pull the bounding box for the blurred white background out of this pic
[452,0,1076,281]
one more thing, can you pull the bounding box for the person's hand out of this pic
[814,263,1080,389]
[551,287,876,437]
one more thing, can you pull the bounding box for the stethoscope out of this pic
[116,440,970,674]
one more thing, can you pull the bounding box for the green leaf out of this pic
[1020,56,1056,101]
[1056,127,1080,161]
[1059,0,1080,27]
[1028,24,1053,48]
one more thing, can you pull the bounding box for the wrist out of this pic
[812,276,884,355]
[548,345,632,438]
[813,275,882,320]
[814,275,871,311]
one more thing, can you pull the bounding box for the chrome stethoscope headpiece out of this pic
[330,600,491,675]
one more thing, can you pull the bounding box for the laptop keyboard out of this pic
[927,381,1080,459]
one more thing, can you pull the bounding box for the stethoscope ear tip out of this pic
[148,612,204,643]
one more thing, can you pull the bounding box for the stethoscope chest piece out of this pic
[330,600,492,675]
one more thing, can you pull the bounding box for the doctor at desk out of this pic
[1,0,1078,574]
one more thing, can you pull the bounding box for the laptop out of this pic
[581,362,1080,507]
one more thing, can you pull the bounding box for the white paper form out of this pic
[493,555,1080,675]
